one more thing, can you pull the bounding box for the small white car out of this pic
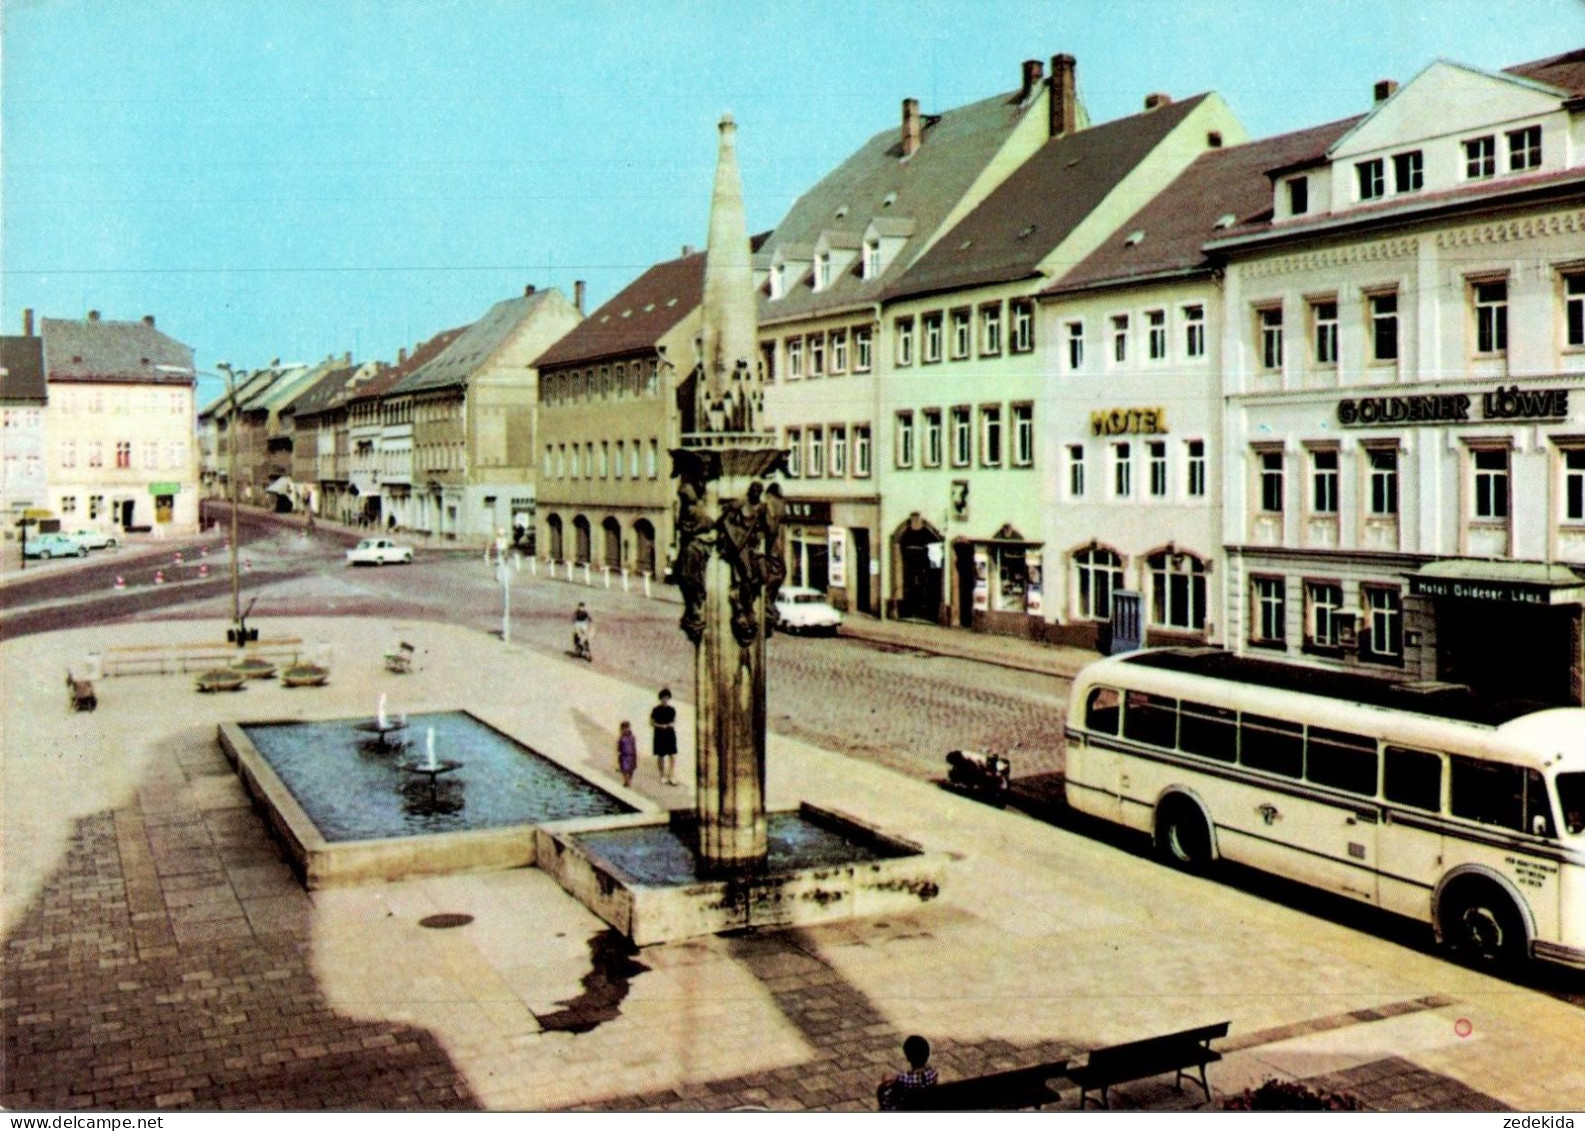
[24,532,88,559]
[774,586,843,635]
[346,538,413,566]
[66,528,120,550]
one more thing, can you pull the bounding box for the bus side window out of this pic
[1382,746,1441,812]
[1306,728,1378,796]
[1122,691,1178,748]
[1523,769,1555,839]
[1086,687,1121,735]
[1179,701,1237,762]
[1449,757,1525,832]
[1240,714,1304,778]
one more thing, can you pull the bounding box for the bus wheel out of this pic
[1440,882,1525,968]
[1156,798,1212,870]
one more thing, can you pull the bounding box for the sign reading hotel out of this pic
[1337,386,1569,427]
[1091,407,1167,436]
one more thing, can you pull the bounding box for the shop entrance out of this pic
[852,528,872,615]
[895,523,941,622]
[1436,601,1577,706]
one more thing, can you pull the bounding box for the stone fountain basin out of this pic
[536,805,946,946]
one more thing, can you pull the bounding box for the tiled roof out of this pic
[1506,46,1585,96]
[284,364,359,418]
[346,326,471,406]
[535,251,705,369]
[757,86,1046,324]
[1046,116,1363,295]
[41,316,194,384]
[394,290,558,394]
[890,95,1212,302]
[0,336,46,402]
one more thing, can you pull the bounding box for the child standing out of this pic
[616,721,637,787]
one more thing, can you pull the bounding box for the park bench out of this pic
[66,672,97,712]
[1066,1021,1229,1109]
[384,641,416,674]
[101,636,305,676]
[894,1059,1070,1111]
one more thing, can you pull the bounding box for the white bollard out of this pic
[621,569,629,593]
[583,563,591,586]
[530,556,538,577]
[643,572,652,599]
[603,567,611,589]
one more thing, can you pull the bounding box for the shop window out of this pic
[1148,551,1206,631]
[993,545,1030,612]
[1073,546,1123,620]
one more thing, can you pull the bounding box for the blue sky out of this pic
[4,0,1583,404]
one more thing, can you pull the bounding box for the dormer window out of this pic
[862,239,881,279]
[1507,125,1541,172]
[770,264,785,299]
[1356,158,1385,202]
[1286,177,1308,216]
[1464,135,1495,180]
[814,252,832,292]
[1392,151,1423,194]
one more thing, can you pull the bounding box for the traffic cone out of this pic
[200,545,209,557]
[198,563,209,579]
[114,575,125,591]
[154,569,165,585]
[243,558,252,572]
[174,551,184,565]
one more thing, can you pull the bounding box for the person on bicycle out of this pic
[573,603,593,660]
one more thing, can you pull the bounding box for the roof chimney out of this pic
[88,310,101,323]
[902,97,922,157]
[343,351,351,364]
[1374,79,1399,103]
[398,346,408,365]
[22,309,33,337]
[142,314,155,327]
[1019,59,1044,102]
[524,284,536,296]
[1144,92,1172,110]
[681,244,697,257]
[1048,54,1078,138]
[574,279,586,315]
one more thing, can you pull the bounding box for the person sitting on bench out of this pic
[878,1035,937,1110]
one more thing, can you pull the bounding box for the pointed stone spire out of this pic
[697,113,760,435]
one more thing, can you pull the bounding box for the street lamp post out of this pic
[216,362,245,648]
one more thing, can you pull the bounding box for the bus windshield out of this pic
[1559,773,1585,836]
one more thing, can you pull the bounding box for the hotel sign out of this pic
[1091,407,1167,436]
[1408,576,1555,605]
[1338,386,1569,427]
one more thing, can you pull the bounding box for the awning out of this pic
[265,476,294,495]
[1406,559,1585,607]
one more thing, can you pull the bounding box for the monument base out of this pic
[537,804,945,946]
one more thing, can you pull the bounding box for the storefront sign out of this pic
[1026,549,1044,617]
[828,526,847,588]
[1090,407,1168,436]
[782,499,831,525]
[1408,575,1554,605]
[148,482,181,496]
[1337,386,1569,427]
[972,547,989,612]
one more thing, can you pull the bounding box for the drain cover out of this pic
[419,913,474,929]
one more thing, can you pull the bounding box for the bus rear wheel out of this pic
[1156,798,1213,870]
[1439,882,1526,968]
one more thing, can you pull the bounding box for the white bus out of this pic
[1063,648,1585,969]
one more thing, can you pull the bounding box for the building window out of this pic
[854,326,873,371]
[1010,300,1034,353]
[1565,274,1585,348]
[951,310,971,359]
[808,427,824,477]
[1465,135,1496,180]
[922,313,944,363]
[854,425,871,477]
[769,263,785,298]
[116,441,131,469]
[980,304,1002,356]
[1356,158,1385,201]
[1258,450,1284,513]
[814,251,832,291]
[570,445,581,477]
[1183,305,1205,358]
[1473,448,1510,519]
[647,439,658,478]
[1012,404,1034,467]
[1310,300,1338,364]
[556,445,566,477]
[808,333,825,376]
[1473,279,1508,355]
[89,494,104,520]
[830,426,847,477]
[61,440,76,468]
[1147,441,1168,497]
[950,407,972,467]
[599,442,609,478]
[788,337,804,378]
[760,342,777,384]
[585,442,595,478]
[1306,582,1344,649]
[980,405,1003,467]
[1111,315,1129,363]
[1258,306,1283,369]
[1564,449,1585,522]
[143,442,158,470]
[895,318,915,366]
[1149,552,1207,631]
[631,439,641,479]
[1362,585,1402,662]
[786,428,802,476]
[1369,292,1399,362]
[1074,547,1123,620]
[1113,441,1132,498]
[1186,440,1206,497]
[1251,576,1286,645]
[1310,449,1339,514]
[895,413,914,468]
[1147,309,1167,361]
[922,409,943,467]
[1066,322,1084,370]
[1068,444,1086,498]
[1287,177,1308,215]
[862,239,881,279]
[614,441,624,479]
[830,329,848,373]
[60,495,77,514]
[1392,150,1423,193]
[1507,125,1542,172]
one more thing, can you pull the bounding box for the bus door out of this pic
[1375,746,1446,919]
[1070,686,1125,825]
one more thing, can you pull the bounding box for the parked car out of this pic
[66,528,120,550]
[346,538,413,566]
[773,586,843,635]
[24,532,88,559]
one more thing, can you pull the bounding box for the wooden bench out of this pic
[102,637,305,676]
[894,1060,1069,1111]
[384,641,416,674]
[1066,1021,1229,1109]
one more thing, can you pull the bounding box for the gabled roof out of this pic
[536,251,705,369]
[41,316,194,384]
[757,85,1048,323]
[393,290,558,395]
[0,336,46,402]
[1046,115,1362,296]
[888,95,1211,302]
[284,363,360,418]
[200,366,280,420]
[248,359,337,415]
[1506,46,1585,96]
[347,326,470,406]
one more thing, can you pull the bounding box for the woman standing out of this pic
[650,689,678,785]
